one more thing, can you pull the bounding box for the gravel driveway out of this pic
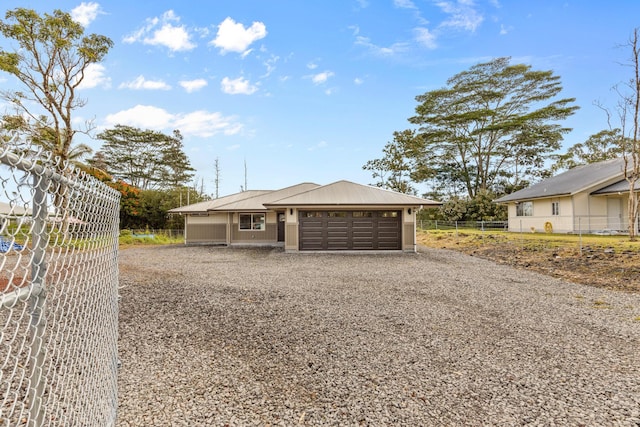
[116,245,640,426]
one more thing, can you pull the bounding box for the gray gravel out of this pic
[116,245,640,426]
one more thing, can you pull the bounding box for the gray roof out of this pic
[592,178,640,195]
[210,183,320,211]
[495,158,627,203]
[265,180,440,207]
[168,190,271,213]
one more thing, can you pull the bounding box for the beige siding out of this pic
[403,223,415,250]
[186,223,227,243]
[285,223,298,250]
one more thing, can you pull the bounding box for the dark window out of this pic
[239,213,265,230]
[516,202,533,217]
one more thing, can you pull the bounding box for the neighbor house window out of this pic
[551,201,560,216]
[239,213,265,230]
[516,201,533,217]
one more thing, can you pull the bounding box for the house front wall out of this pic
[283,205,418,252]
[185,214,227,244]
[230,211,279,245]
[507,196,575,233]
[506,192,631,234]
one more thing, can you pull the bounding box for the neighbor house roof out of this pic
[264,180,440,207]
[168,190,271,214]
[0,201,31,216]
[592,178,640,195]
[495,158,627,203]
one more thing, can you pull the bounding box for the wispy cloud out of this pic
[354,77,364,85]
[221,76,258,95]
[71,2,103,27]
[119,75,171,90]
[308,71,335,85]
[414,27,437,49]
[179,78,208,93]
[124,10,196,52]
[355,36,409,56]
[308,140,328,151]
[436,0,484,32]
[210,17,267,55]
[394,0,417,9]
[104,105,242,137]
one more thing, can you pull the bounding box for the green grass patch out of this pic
[119,230,183,246]
[418,229,640,253]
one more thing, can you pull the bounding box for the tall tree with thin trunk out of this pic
[610,29,640,240]
[0,8,113,163]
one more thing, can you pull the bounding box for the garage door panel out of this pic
[299,210,402,250]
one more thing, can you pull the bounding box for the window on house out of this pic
[327,211,347,218]
[551,201,560,216]
[239,213,265,230]
[353,211,373,218]
[516,201,533,217]
[380,211,399,218]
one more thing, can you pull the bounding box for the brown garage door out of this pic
[298,210,402,251]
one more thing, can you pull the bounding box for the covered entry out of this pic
[299,210,402,250]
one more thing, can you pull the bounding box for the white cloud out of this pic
[308,140,328,151]
[221,76,258,95]
[309,71,335,85]
[355,36,409,56]
[307,62,319,70]
[105,105,174,129]
[173,111,243,137]
[77,63,110,89]
[124,10,196,52]
[354,77,364,85]
[414,27,437,49]
[262,55,279,78]
[71,2,102,27]
[436,0,484,32]
[211,17,267,54]
[104,105,242,138]
[394,0,416,9]
[179,78,208,93]
[119,75,171,90]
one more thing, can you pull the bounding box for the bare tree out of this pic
[604,29,640,240]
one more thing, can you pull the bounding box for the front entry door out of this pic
[277,212,285,242]
[607,198,622,231]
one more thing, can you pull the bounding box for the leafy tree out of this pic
[96,125,195,190]
[0,7,112,163]
[552,129,625,172]
[405,57,578,199]
[362,130,420,194]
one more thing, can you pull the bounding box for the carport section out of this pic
[299,210,402,250]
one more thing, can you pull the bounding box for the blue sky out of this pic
[2,1,640,197]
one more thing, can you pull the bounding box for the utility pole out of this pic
[244,158,248,191]
[214,157,221,199]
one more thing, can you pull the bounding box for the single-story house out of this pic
[169,180,440,252]
[494,157,640,234]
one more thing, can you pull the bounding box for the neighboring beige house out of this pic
[169,180,440,252]
[495,158,640,234]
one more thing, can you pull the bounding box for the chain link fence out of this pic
[0,142,120,426]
